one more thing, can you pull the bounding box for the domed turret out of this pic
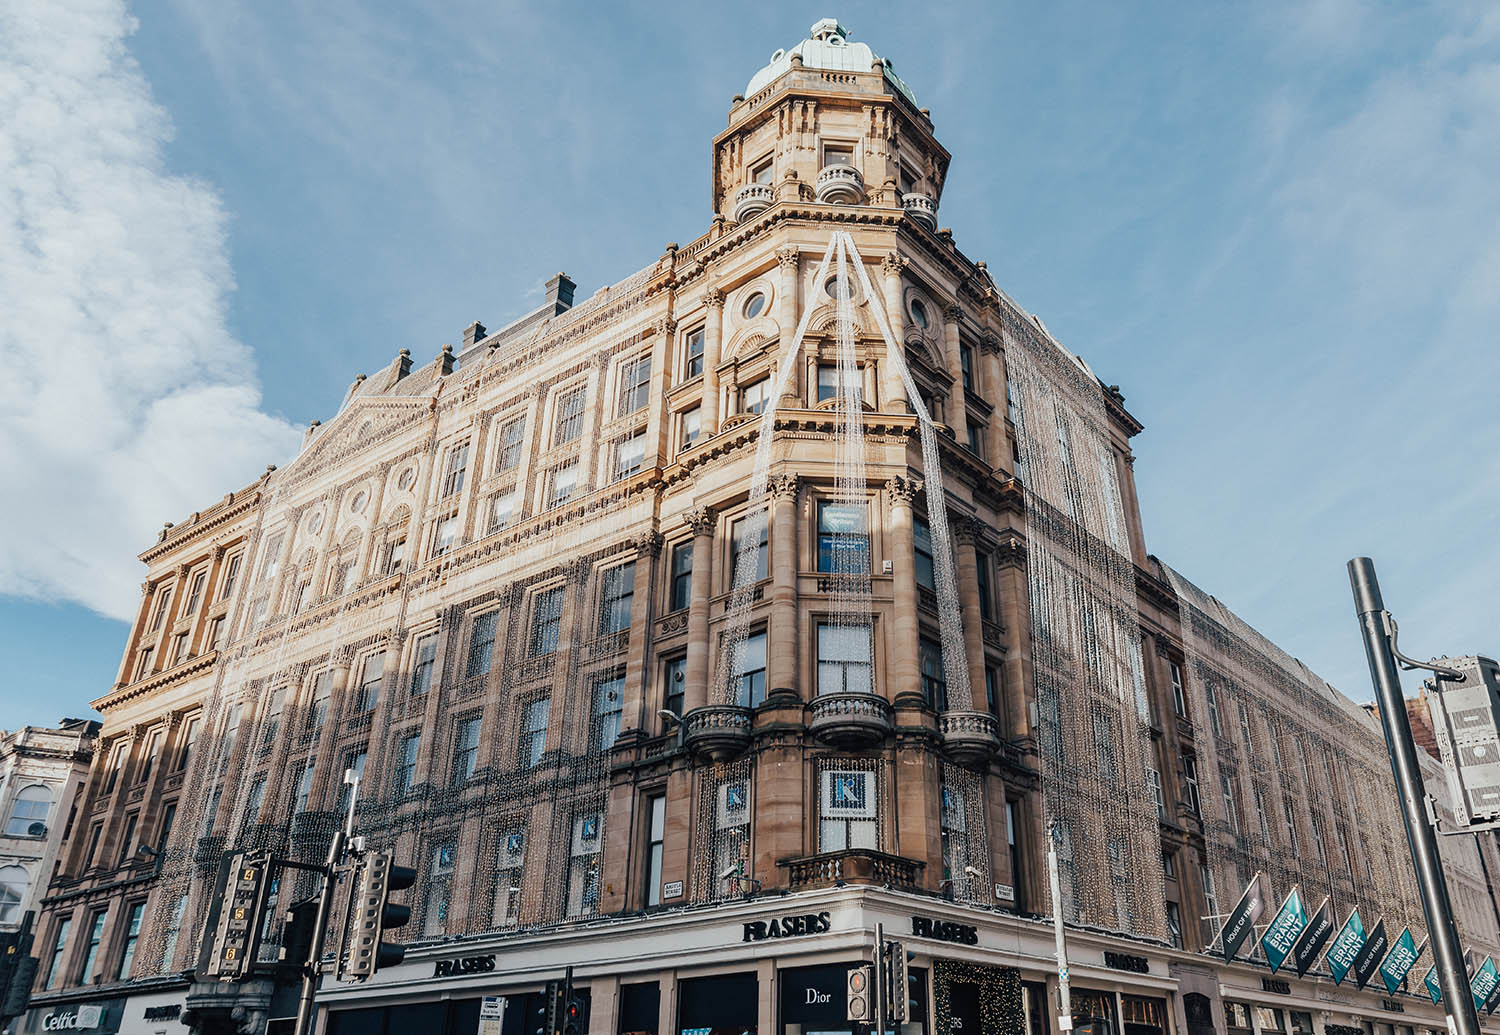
[713,18,950,227]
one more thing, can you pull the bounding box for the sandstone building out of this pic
[21,19,1500,1035]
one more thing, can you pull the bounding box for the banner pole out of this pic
[1349,558,1479,1035]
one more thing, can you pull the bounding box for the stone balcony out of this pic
[816,164,865,204]
[732,182,775,222]
[683,704,753,761]
[781,849,924,891]
[940,710,1002,766]
[902,192,938,229]
[809,692,893,748]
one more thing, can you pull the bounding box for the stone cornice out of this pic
[92,650,221,712]
[139,489,261,565]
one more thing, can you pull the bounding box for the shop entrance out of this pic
[932,960,1024,1035]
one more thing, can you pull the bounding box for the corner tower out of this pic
[715,19,951,228]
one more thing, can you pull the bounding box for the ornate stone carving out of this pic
[951,515,981,545]
[775,246,800,270]
[881,252,907,277]
[943,303,964,325]
[636,530,665,557]
[885,476,923,505]
[767,473,800,501]
[656,316,679,338]
[978,332,1003,355]
[684,506,717,537]
[704,289,725,311]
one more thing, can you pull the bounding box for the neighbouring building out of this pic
[0,719,98,934]
[23,18,1500,1035]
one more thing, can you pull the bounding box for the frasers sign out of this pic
[40,1005,105,1031]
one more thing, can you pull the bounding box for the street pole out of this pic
[1048,823,1073,1032]
[1348,557,1478,1035]
[873,921,887,1035]
[292,770,360,1035]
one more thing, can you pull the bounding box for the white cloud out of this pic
[0,0,300,620]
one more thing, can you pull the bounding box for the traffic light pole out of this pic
[872,922,886,1035]
[1348,557,1479,1035]
[1047,823,1072,1032]
[292,772,359,1035]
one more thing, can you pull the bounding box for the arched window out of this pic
[0,865,29,923]
[5,784,52,837]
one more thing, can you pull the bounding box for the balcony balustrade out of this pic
[816,164,865,205]
[809,692,892,748]
[683,704,753,761]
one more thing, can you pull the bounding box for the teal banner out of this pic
[1379,929,1421,995]
[1471,957,1498,1012]
[1424,965,1442,1004]
[1260,888,1308,974]
[1326,910,1366,986]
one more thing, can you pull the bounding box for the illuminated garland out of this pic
[932,960,1024,1033]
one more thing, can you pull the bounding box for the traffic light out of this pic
[846,964,874,1023]
[339,850,416,981]
[538,979,561,1035]
[0,915,37,1026]
[560,966,584,1035]
[206,852,270,980]
[885,940,912,1022]
[277,897,321,971]
[1,957,37,1020]
[1426,656,1500,826]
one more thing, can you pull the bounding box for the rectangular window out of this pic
[309,670,333,729]
[679,407,701,448]
[684,328,704,379]
[1220,767,1238,831]
[919,636,947,710]
[975,553,993,621]
[599,563,635,634]
[176,716,200,772]
[291,577,311,613]
[730,514,768,582]
[493,828,526,927]
[294,763,315,813]
[519,699,550,769]
[45,917,71,989]
[259,535,284,582]
[816,500,869,573]
[134,647,153,681]
[614,430,646,480]
[1182,757,1201,817]
[1093,711,1116,777]
[220,553,242,600]
[385,537,406,574]
[530,588,564,656]
[823,144,853,167]
[1146,767,1165,819]
[816,364,863,404]
[158,896,185,972]
[553,386,587,445]
[208,616,227,650]
[663,656,686,724]
[566,813,603,917]
[645,795,667,907]
[397,734,420,793]
[819,769,876,851]
[591,673,625,752]
[966,421,984,456]
[245,777,265,818]
[1255,789,1271,843]
[137,730,163,785]
[116,812,139,866]
[1170,662,1187,718]
[984,665,1001,718]
[432,513,458,556]
[495,418,525,471]
[548,462,579,509]
[669,542,693,612]
[740,377,769,415]
[410,634,437,695]
[1206,679,1222,734]
[78,909,107,983]
[959,344,975,392]
[617,355,652,415]
[490,490,517,531]
[816,623,873,695]
[441,441,469,497]
[355,654,384,713]
[1201,866,1220,943]
[185,572,206,614]
[731,631,768,708]
[1006,800,1025,911]
[752,158,774,184]
[1166,902,1183,949]
[452,718,480,784]
[914,517,935,591]
[467,612,498,677]
[1283,795,1298,851]
[1311,813,1327,862]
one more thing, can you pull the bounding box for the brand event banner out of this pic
[1378,928,1422,995]
[1326,909,1367,986]
[1351,918,1388,991]
[1470,957,1499,1013]
[1424,965,1442,1004]
[1291,897,1335,978]
[1484,968,1500,1015]
[1260,887,1308,974]
[1220,871,1270,962]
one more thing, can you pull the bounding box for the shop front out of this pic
[17,998,126,1035]
[777,962,928,1035]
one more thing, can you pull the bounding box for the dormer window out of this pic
[751,159,774,185]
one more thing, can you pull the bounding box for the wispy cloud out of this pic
[0,0,300,620]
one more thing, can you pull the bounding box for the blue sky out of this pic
[1,0,1495,729]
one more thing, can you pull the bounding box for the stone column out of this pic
[576,358,606,493]
[994,535,1032,740]
[776,247,802,405]
[354,463,390,582]
[980,334,1008,471]
[953,517,988,712]
[880,253,908,413]
[767,474,800,697]
[644,317,676,467]
[701,292,724,435]
[942,303,966,434]
[885,477,922,698]
[308,494,341,602]
[617,531,664,741]
[682,507,716,713]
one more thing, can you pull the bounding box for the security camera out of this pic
[963,865,982,877]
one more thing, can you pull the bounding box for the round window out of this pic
[397,467,415,491]
[307,511,323,534]
[743,291,767,319]
[350,490,368,514]
[909,298,929,329]
[824,275,853,302]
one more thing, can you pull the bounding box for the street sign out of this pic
[478,996,505,1035]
